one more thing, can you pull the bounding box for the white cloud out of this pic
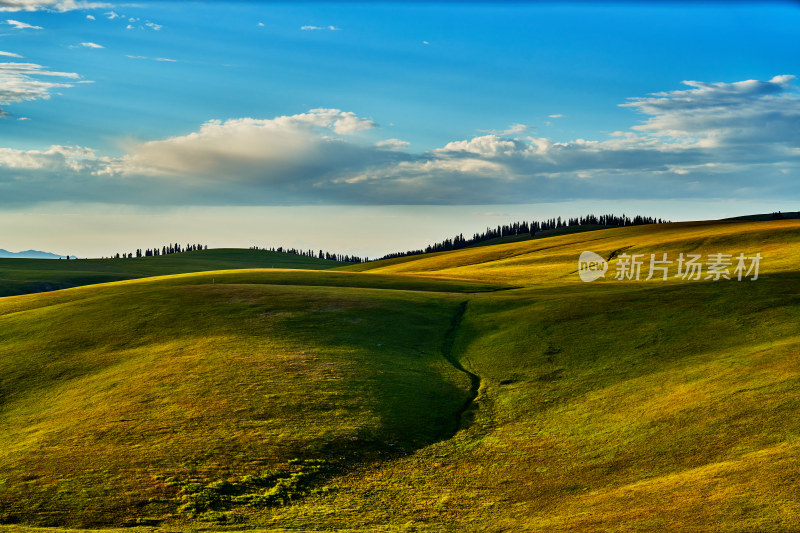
[376,139,410,151]
[621,75,800,148]
[104,10,119,19]
[301,25,339,31]
[113,109,379,179]
[6,18,41,29]
[126,55,177,63]
[77,41,103,48]
[548,114,563,119]
[502,123,529,135]
[0,50,22,57]
[145,21,161,30]
[0,62,80,109]
[86,13,94,20]
[257,22,264,27]
[0,145,102,172]
[0,0,109,12]
[480,123,530,136]
[1,76,799,207]
[17,115,28,120]
[436,135,526,157]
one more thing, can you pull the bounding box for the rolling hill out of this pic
[0,248,351,298]
[2,218,800,531]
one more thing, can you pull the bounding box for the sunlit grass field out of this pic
[2,219,800,531]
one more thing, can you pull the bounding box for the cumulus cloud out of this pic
[0,145,99,170]
[85,13,93,20]
[0,50,22,57]
[0,0,108,12]
[145,21,161,30]
[1,76,799,207]
[6,18,41,29]
[75,41,103,48]
[112,109,380,181]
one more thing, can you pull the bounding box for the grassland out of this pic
[2,218,800,531]
[0,248,350,298]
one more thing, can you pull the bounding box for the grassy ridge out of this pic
[0,248,350,298]
[2,218,800,530]
[0,271,483,527]
[344,219,800,286]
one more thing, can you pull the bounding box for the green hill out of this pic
[2,219,800,531]
[0,248,350,298]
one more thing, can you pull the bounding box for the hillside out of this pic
[343,218,800,285]
[2,218,800,531]
[0,248,350,298]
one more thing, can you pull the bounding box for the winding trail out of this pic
[441,301,481,434]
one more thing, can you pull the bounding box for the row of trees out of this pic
[249,246,366,264]
[111,243,207,259]
[107,241,366,263]
[105,213,666,264]
[379,213,668,260]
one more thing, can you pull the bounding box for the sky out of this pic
[1,0,799,258]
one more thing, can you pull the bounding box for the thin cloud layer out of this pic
[0,62,81,115]
[1,76,798,206]
[0,0,108,11]
[6,18,42,29]
[301,25,339,31]
[622,75,800,149]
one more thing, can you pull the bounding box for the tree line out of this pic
[248,246,366,264]
[104,213,666,264]
[110,243,207,259]
[379,213,668,260]
[106,242,366,263]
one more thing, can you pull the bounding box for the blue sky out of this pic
[1,1,799,257]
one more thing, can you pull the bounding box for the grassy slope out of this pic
[0,248,350,298]
[2,219,800,531]
[309,219,800,531]
[344,219,800,285]
[0,272,496,527]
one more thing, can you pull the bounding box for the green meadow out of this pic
[0,248,351,298]
[2,218,800,531]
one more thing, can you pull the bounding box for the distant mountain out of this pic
[0,249,75,259]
